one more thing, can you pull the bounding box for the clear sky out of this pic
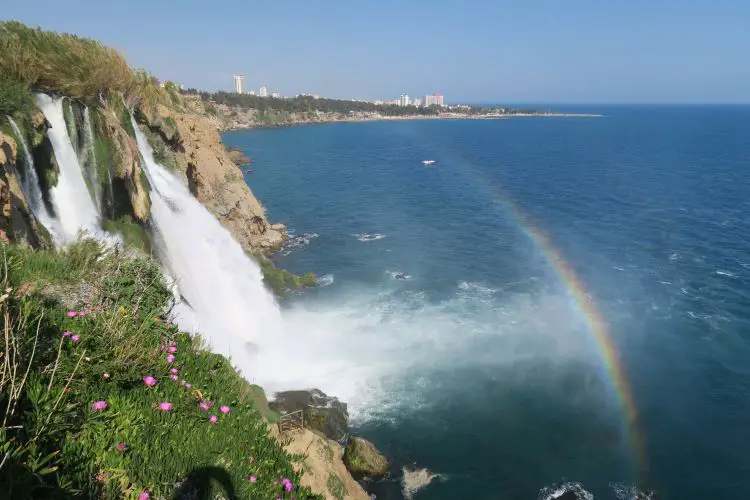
[4,0,749,103]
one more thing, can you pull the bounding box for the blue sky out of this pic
[4,0,749,103]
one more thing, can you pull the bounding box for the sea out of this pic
[222,105,750,500]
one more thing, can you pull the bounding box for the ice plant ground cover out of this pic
[0,239,320,499]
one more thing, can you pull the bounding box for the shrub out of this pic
[0,74,33,115]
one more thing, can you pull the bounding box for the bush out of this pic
[0,241,322,499]
[0,75,33,116]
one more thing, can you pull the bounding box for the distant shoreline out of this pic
[221,112,602,132]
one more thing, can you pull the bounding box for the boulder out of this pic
[343,436,389,478]
[269,389,349,441]
[226,146,252,166]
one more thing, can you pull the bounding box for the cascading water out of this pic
[82,107,101,209]
[130,114,284,377]
[35,94,102,243]
[6,116,61,239]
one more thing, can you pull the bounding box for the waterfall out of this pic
[82,107,101,209]
[35,94,102,244]
[6,115,62,240]
[130,114,283,377]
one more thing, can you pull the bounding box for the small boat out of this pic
[421,160,436,166]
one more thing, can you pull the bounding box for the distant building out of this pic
[233,74,244,94]
[412,97,422,107]
[271,92,281,98]
[259,86,268,97]
[424,93,444,107]
[248,90,256,96]
[399,94,410,106]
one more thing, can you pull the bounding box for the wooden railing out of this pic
[278,409,304,432]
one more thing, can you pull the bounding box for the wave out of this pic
[715,270,736,278]
[318,274,335,286]
[539,482,594,500]
[388,270,413,281]
[355,232,386,242]
[281,232,319,255]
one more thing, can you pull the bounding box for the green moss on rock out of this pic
[343,437,389,478]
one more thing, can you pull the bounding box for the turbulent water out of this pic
[6,115,60,239]
[35,94,101,243]
[224,106,750,499]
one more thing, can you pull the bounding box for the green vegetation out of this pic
[0,74,34,116]
[102,216,153,254]
[326,473,346,500]
[257,256,318,295]
[0,240,321,499]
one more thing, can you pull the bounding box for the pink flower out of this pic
[220,405,230,414]
[138,492,150,500]
[283,478,293,492]
[78,311,88,317]
[158,402,173,412]
[199,400,212,410]
[167,346,177,353]
[209,415,218,424]
[102,372,110,379]
[116,443,127,452]
[71,334,80,343]
[185,383,192,389]
[170,374,179,381]
[248,475,257,483]
[160,346,167,352]
[62,331,72,337]
[91,400,107,411]
[66,311,77,318]
[166,354,175,363]
[170,368,178,374]
[143,376,157,387]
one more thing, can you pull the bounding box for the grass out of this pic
[0,74,34,116]
[101,216,153,254]
[0,239,322,499]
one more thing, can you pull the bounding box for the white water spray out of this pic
[35,94,101,243]
[131,115,284,376]
[5,116,61,238]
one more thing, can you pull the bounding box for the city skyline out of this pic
[5,0,750,103]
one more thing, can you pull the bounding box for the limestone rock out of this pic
[162,108,285,252]
[100,104,151,221]
[270,389,349,441]
[343,437,389,478]
[226,146,252,166]
[282,429,369,500]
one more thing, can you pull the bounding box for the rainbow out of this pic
[406,129,646,473]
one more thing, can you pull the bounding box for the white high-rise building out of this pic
[399,94,410,106]
[259,86,268,97]
[271,92,281,98]
[233,74,244,94]
[248,90,256,96]
[424,93,444,107]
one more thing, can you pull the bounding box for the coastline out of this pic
[219,111,603,132]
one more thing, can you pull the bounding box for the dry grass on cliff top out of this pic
[0,21,178,111]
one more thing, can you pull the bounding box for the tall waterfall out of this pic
[35,94,102,243]
[6,116,61,239]
[130,115,283,378]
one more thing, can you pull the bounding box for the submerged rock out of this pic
[343,436,389,478]
[270,389,349,441]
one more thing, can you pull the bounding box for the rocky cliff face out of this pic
[0,132,47,247]
[139,104,285,253]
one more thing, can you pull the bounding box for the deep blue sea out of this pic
[223,106,750,500]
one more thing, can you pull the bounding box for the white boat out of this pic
[421,160,436,165]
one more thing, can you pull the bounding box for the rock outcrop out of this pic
[99,102,151,222]
[270,389,349,441]
[139,104,285,252]
[281,428,369,500]
[0,132,46,247]
[343,437,389,478]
